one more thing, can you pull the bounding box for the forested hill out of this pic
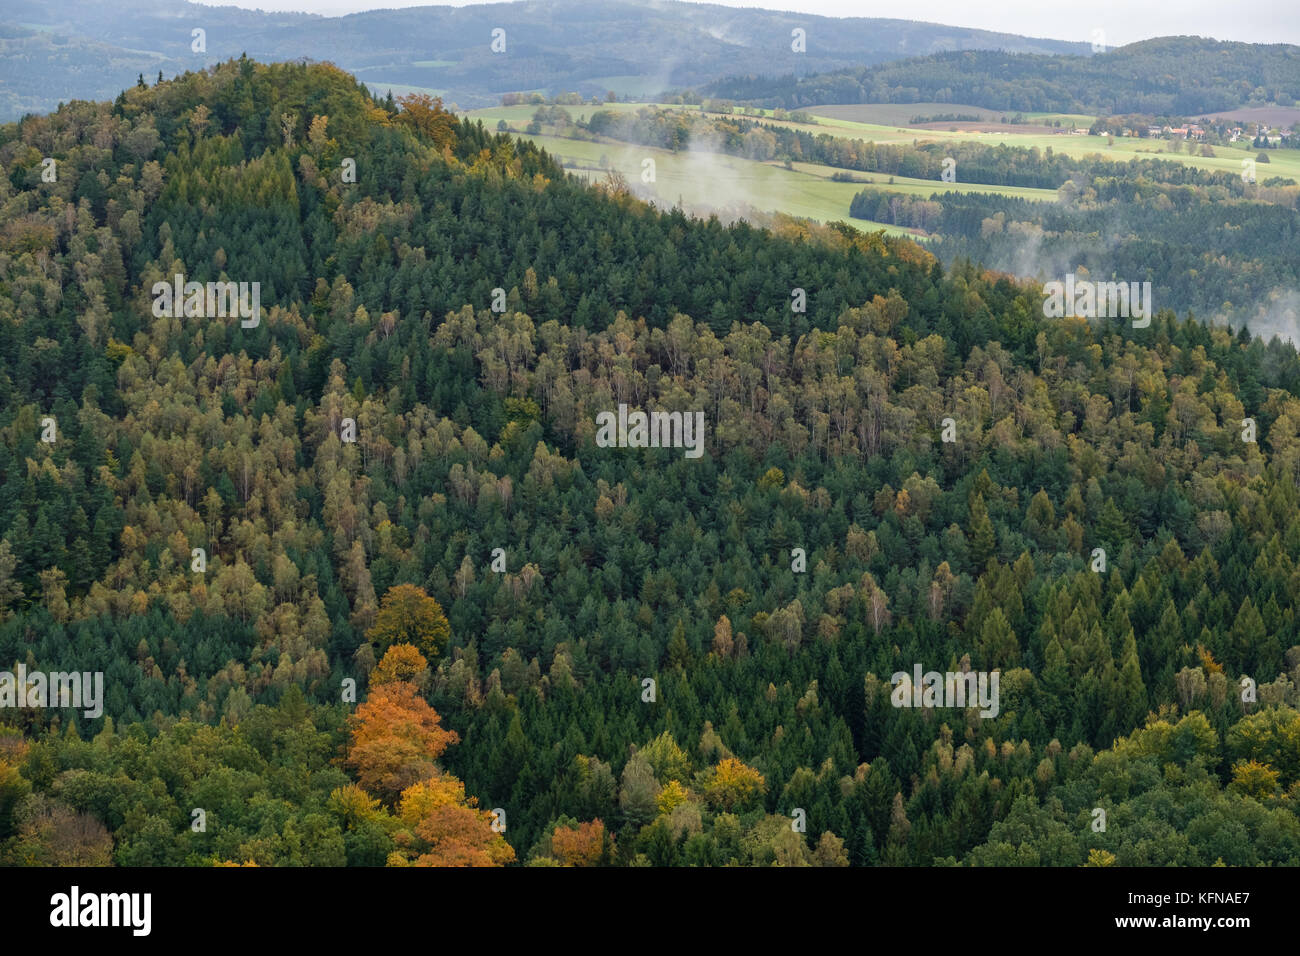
[2,60,1300,867]
[704,37,1300,114]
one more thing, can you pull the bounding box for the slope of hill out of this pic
[476,99,1300,327]
[0,0,1092,121]
[705,36,1300,115]
[3,60,1300,868]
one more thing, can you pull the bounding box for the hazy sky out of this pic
[202,0,1300,47]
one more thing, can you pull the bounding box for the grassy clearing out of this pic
[812,103,1004,125]
[966,133,1300,181]
[802,110,1300,181]
[465,103,1299,237]
[1022,112,1096,126]
[815,105,1098,129]
[784,162,1057,201]
[468,103,1300,183]
[521,132,923,237]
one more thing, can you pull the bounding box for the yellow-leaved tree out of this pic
[700,757,766,812]
[367,584,451,662]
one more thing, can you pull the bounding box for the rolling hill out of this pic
[0,0,1092,121]
[3,60,1300,870]
[704,37,1300,115]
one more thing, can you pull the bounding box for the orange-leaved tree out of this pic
[395,94,457,151]
[549,819,610,866]
[344,663,459,805]
[345,644,513,866]
[388,776,515,867]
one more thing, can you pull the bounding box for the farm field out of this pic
[970,132,1300,181]
[1200,106,1300,126]
[467,104,1083,233]
[801,105,1300,180]
[811,102,1004,125]
[466,101,1300,238]
[471,101,1300,181]
[811,102,1078,133]
[517,131,929,237]
[801,102,1095,129]
[784,162,1058,201]
[804,104,1073,138]
[468,101,922,143]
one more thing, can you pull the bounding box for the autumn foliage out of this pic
[395,93,457,151]
[367,584,452,662]
[389,776,515,867]
[342,643,513,866]
[702,757,766,811]
[344,678,459,805]
[370,642,430,687]
[549,819,609,866]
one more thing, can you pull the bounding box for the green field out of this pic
[802,108,1300,180]
[519,132,926,237]
[812,103,1002,125]
[809,103,1099,131]
[785,162,1057,202]
[1022,112,1097,127]
[467,104,1062,231]
[465,101,1300,235]
[799,107,1300,180]
[965,133,1300,181]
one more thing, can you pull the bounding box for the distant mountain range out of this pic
[0,0,1091,120]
